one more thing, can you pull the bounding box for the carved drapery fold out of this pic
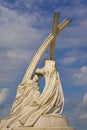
[0,60,64,129]
[0,13,70,130]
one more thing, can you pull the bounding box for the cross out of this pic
[22,13,71,82]
[49,13,70,60]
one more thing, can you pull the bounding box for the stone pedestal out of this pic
[13,114,75,130]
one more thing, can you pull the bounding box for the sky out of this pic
[0,0,87,129]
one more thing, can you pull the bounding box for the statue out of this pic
[0,13,75,130]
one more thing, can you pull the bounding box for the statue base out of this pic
[13,114,75,130]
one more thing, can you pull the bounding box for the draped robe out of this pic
[0,60,64,129]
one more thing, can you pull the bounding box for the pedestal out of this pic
[13,114,75,130]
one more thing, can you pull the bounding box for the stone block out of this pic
[13,114,75,130]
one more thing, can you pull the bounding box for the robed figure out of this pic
[0,13,70,130]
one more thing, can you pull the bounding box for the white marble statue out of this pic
[0,13,70,130]
[0,59,64,129]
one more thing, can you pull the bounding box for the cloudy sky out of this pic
[0,0,87,129]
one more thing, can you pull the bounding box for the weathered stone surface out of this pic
[0,13,73,130]
[14,128,75,130]
[8,115,76,130]
[34,114,69,127]
[0,60,65,129]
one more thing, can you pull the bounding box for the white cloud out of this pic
[80,114,87,119]
[0,104,11,119]
[55,2,87,50]
[59,49,87,66]
[0,88,9,105]
[60,56,77,65]
[0,5,44,48]
[82,93,87,106]
[0,4,47,86]
[0,1,87,129]
[73,66,87,86]
[74,66,87,79]
[62,66,87,87]
[79,93,87,119]
[60,66,87,87]
[64,93,87,129]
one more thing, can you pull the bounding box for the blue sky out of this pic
[0,0,87,129]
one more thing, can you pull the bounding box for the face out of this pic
[33,74,39,81]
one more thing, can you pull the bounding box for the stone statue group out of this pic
[0,60,64,129]
[0,13,71,130]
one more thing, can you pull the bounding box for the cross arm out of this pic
[50,13,59,60]
[50,13,70,60]
[56,18,71,35]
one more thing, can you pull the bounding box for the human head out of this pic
[32,74,40,82]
